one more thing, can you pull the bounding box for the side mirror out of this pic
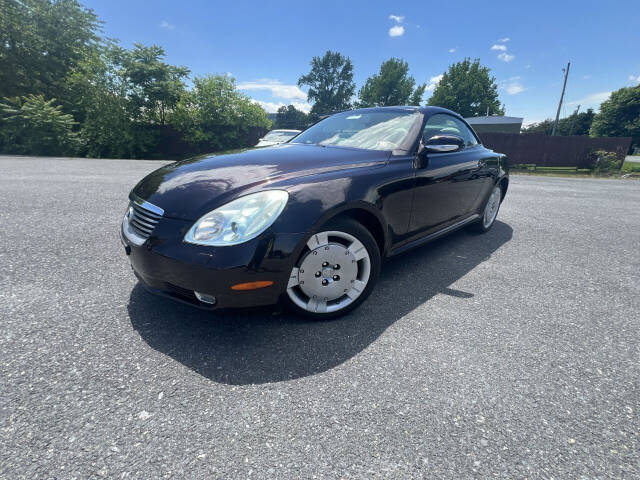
[423,135,465,153]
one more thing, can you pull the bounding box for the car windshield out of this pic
[263,130,299,141]
[291,110,421,151]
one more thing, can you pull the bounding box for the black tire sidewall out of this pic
[283,217,381,319]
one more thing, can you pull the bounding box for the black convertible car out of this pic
[121,106,508,318]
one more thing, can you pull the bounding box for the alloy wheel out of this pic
[483,186,502,229]
[286,230,371,314]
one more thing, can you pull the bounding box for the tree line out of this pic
[0,0,270,159]
[1,0,637,159]
[523,88,640,148]
[277,55,504,130]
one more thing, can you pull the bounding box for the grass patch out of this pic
[621,157,640,174]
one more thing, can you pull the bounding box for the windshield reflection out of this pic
[292,111,420,151]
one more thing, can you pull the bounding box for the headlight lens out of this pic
[184,190,289,246]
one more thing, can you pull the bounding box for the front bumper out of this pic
[121,216,305,310]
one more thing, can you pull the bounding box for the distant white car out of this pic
[255,129,302,147]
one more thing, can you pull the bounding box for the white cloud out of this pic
[389,25,405,37]
[525,64,531,69]
[236,80,307,100]
[425,74,443,92]
[389,14,405,23]
[629,74,640,83]
[491,41,514,62]
[582,74,592,79]
[253,100,311,114]
[448,47,457,53]
[159,20,174,30]
[499,77,525,95]
[498,37,510,43]
[506,83,525,95]
[567,91,611,108]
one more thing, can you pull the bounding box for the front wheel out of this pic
[471,185,502,233]
[284,218,381,319]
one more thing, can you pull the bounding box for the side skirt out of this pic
[387,214,480,257]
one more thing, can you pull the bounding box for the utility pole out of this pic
[551,62,570,136]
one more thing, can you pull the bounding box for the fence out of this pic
[478,133,633,169]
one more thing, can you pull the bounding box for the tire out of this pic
[471,184,502,233]
[284,217,381,319]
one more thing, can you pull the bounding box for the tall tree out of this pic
[298,51,355,116]
[590,85,640,148]
[66,44,138,158]
[428,58,504,117]
[274,105,308,129]
[117,44,190,125]
[172,75,271,152]
[357,58,426,107]
[0,0,101,102]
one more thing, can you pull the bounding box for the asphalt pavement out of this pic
[1,156,638,478]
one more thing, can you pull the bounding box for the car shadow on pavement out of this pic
[128,221,513,385]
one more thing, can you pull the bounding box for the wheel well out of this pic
[499,177,509,201]
[335,209,386,255]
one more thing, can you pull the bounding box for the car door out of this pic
[408,113,487,237]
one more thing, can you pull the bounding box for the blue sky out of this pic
[84,0,639,124]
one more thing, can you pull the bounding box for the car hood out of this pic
[132,143,390,220]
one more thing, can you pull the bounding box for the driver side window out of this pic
[422,114,478,148]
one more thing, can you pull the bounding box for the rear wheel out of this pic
[284,218,381,319]
[471,185,502,233]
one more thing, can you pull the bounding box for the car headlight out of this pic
[184,190,289,246]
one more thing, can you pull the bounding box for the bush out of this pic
[171,75,271,154]
[589,150,623,173]
[0,95,81,156]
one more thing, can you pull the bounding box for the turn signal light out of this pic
[230,281,274,291]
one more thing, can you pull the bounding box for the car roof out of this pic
[336,105,463,118]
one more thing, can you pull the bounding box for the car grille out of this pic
[128,201,162,239]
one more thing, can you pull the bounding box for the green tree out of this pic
[274,105,309,129]
[428,58,504,117]
[0,94,81,155]
[522,109,595,136]
[357,58,426,107]
[590,85,640,148]
[117,44,190,125]
[564,108,596,136]
[0,0,101,102]
[65,45,139,158]
[298,51,355,116]
[172,75,271,152]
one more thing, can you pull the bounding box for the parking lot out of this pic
[1,156,638,478]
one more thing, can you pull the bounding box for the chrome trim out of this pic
[122,195,164,246]
[130,193,164,216]
[122,216,146,247]
[426,144,460,153]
